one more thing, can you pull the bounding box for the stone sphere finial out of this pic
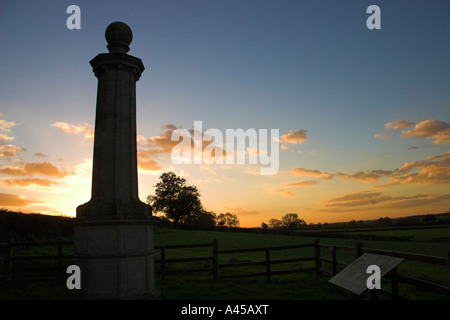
[105,21,133,53]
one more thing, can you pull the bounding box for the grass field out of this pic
[1,226,449,300]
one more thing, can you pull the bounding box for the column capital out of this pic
[90,53,145,79]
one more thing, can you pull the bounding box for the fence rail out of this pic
[155,241,216,280]
[0,240,73,282]
[217,242,316,281]
[1,238,449,299]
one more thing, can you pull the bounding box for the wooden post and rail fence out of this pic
[1,238,449,299]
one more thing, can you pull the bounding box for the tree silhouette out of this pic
[266,213,305,230]
[281,213,305,230]
[216,212,240,228]
[147,172,203,224]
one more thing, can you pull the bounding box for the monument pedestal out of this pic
[75,220,160,300]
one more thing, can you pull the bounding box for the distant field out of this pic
[338,226,450,242]
[296,226,450,258]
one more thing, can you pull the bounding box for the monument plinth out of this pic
[75,22,158,300]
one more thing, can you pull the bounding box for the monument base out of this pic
[74,220,160,300]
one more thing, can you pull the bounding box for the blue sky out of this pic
[1,0,449,226]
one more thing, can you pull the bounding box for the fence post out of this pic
[331,245,337,275]
[265,248,271,282]
[0,243,10,283]
[6,238,14,282]
[213,239,218,281]
[354,242,363,258]
[161,246,166,280]
[57,243,63,279]
[314,239,321,280]
[390,267,399,300]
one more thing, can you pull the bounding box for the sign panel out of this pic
[328,253,404,295]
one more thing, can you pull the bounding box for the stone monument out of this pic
[75,21,159,299]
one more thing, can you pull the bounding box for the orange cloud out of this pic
[33,153,48,158]
[0,145,26,158]
[279,129,308,151]
[402,120,450,144]
[391,151,450,185]
[350,170,393,183]
[281,129,308,145]
[0,115,17,142]
[291,168,333,179]
[286,180,318,187]
[271,180,317,197]
[374,132,389,139]
[141,124,182,155]
[0,193,42,207]
[274,189,296,197]
[384,120,414,130]
[1,178,55,187]
[375,119,450,144]
[0,115,26,160]
[289,152,449,187]
[374,120,413,139]
[51,122,94,140]
[0,161,74,178]
[137,150,162,171]
[223,207,262,216]
[321,190,450,212]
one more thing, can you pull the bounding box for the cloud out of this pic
[223,207,262,216]
[281,129,308,145]
[289,167,390,183]
[137,150,162,171]
[389,151,450,186]
[279,129,308,151]
[0,115,26,159]
[274,189,296,197]
[289,151,449,188]
[291,168,333,179]
[323,191,397,207]
[141,124,182,155]
[0,161,74,178]
[374,132,389,139]
[0,145,26,158]
[1,178,55,187]
[0,193,42,207]
[0,115,17,144]
[382,193,450,209]
[401,120,450,144]
[0,133,14,143]
[51,122,94,140]
[375,119,450,144]
[350,170,394,183]
[271,180,317,197]
[347,152,450,187]
[384,120,414,130]
[374,120,414,139]
[322,190,447,209]
[33,152,48,158]
[285,180,318,187]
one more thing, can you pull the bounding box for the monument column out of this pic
[75,22,158,299]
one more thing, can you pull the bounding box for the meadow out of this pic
[1,225,449,300]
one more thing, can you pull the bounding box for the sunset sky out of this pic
[1,0,449,227]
